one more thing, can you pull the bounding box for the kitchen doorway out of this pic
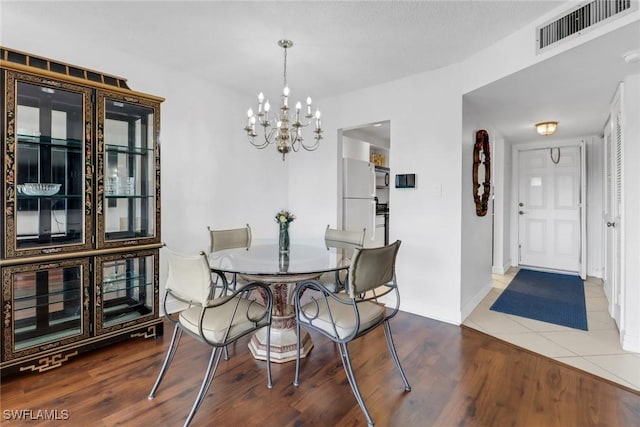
[340,121,391,248]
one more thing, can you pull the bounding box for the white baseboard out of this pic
[461,279,494,322]
[621,329,640,353]
[399,300,461,326]
[492,261,511,275]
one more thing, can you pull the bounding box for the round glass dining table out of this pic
[207,240,349,363]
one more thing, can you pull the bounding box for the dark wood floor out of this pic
[2,312,639,426]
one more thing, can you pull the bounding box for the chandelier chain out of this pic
[283,46,288,88]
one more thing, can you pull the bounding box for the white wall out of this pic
[493,137,513,276]
[460,101,494,318]
[290,67,465,324]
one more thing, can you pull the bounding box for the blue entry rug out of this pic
[490,269,588,330]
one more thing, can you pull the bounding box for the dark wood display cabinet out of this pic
[0,47,164,376]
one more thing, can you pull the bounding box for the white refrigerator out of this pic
[343,158,378,247]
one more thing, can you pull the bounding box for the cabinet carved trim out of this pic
[19,350,79,373]
[130,324,159,339]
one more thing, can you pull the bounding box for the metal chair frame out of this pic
[293,241,410,427]
[322,225,366,292]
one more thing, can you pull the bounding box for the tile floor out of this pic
[463,268,640,392]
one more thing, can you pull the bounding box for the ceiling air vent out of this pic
[536,0,637,52]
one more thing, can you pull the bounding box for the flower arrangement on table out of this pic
[275,210,295,225]
[275,210,295,253]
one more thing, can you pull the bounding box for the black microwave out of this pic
[375,167,390,189]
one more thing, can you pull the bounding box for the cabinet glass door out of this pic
[1,258,90,361]
[2,71,93,258]
[95,249,158,334]
[96,91,160,248]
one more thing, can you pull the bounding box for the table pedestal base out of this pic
[243,272,321,363]
[248,313,313,363]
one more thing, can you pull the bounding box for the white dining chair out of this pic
[292,240,411,427]
[319,225,365,292]
[148,248,273,427]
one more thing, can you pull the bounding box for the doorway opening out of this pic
[513,141,586,279]
[338,121,390,248]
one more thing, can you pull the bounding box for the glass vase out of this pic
[279,222,290,253]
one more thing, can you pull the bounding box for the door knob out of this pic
[519,211,526,215]
[607,221,616,228]
[519,202,524,207]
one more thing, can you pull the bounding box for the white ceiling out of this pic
[465,19,640,143]
[3,1,639,143]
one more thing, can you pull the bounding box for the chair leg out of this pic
[223,345,230,360]
[265,324,273,389]
[184,347,223,427]
[293,320,302,386]
[383,321,411,391]
[148,323,183,399]
[338,342,375,427]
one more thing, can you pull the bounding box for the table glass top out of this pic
[207,239,349,276]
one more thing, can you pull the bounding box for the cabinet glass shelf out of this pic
[17,194,83,199]
[5,260,90,353]
[17,135,83,150]
[104,195,153,199]
[97,252,156,330]
[104,144,153,156]
[14,288,81,309]
[103,276,151,292]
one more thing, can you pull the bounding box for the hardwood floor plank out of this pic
[1,312,638,427]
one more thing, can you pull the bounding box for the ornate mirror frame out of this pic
[473,129,491,217]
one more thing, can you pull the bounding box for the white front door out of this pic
[604,88,623,327]
[517,145,583,274]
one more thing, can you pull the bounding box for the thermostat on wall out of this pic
[395,174,416,188]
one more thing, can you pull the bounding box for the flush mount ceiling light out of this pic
[244,39,323,161]
[535,121,558,136]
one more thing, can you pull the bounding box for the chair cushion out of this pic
[179,297,267,345]
[298,293,385,340]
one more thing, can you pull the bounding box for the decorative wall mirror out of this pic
[473,129,491,217]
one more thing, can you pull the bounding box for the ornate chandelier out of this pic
[244,40,322,161]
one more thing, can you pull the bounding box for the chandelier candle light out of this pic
[244,40,323,161]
